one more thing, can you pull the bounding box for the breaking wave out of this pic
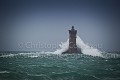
[0,71,10,74]
[54,36,103,57]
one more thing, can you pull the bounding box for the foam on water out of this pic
[0,71,10,74]
[53,39,69,54]
[76,36,103,57]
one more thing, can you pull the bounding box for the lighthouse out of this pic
[68,26,77,53]
[62,26,82,54]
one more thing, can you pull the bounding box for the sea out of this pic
[0,36,120,80]
[0,52,120,80]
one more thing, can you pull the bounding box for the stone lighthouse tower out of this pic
[68,26,77,53]
[62,26,82,54]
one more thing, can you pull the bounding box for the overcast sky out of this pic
[0,0,120,52]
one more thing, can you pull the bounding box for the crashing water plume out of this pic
[54,36,103,57]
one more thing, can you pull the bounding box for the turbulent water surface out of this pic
[0,36,120,80]
[0,52,120,80]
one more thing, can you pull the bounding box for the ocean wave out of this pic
[50,72,101,80]
[0,52,120,59]
[27,73,53,80]
[0,71,10,74]
[54,35,103,57]
[103,77,120,80]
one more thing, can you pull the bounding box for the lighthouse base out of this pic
[62,47,82,54]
